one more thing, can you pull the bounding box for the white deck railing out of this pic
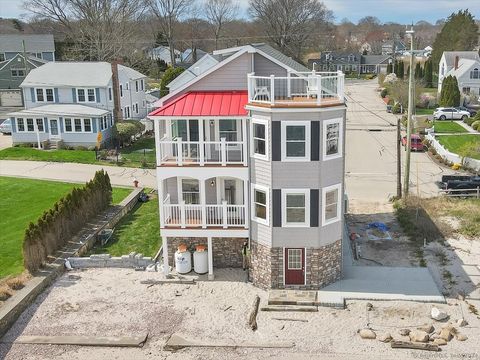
[247,71,344,106]
[159,137,246,166]
[161,198,247,228]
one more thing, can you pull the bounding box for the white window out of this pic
[100,116,108,130]
[66,118,92,133]
[251,118,268,160]
[323,118,343,160]
[251,184,269,225]
[282,189,310,227]
[108,87,112,101]
[471,68,479,79]
[219,119,237,141]
[120,84,123,97]
[109,113,114,127]
[281,121,310,161]
[11,68,26,77]
[26,118,34,132]
[74,118,82,132]
[135,80,139,92]
[16,118,25,132]
[84,119,92,132]
[77,88,96,103]
[19,118,44,132]
[181,179,200,204]
[35,118,44,132]
[64,118,72,132]
[287,249,303,270]
[141,79,144,91]
[35,88,55,102]
[125,106,130,118]
[322,183,342,226]
[135,103,139,114]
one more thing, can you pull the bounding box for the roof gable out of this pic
[0,34,55,53]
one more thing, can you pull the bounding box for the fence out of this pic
[438,187,480,198]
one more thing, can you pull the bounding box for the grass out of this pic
[90,194,160,257]
[415,107,434,115]
[0,177,131,278]
[117,137,156,168]
[433,121,468,134]
[437,134,480,160]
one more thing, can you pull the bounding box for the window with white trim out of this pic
[140,79,144,91]
[287,249,302,269]
[125,106,130,118]
[35,88,54,102]
[108,87,112,101]
[135,80,139,92]
[281,121,310,161]
[74,118,82,132]
[109,113,114,127]
[100,115,108,130]
[11,68,26,77]
[282,189,310,227]
[64,118,72,132]
[16,118,25,132]
[22,118,45,132]
[323,118,343,160]
[219,119,237,141]
[120,84,123,97]
[251,184,269,225]
[84,119,92,132]
[135,103,139,114]
[252,118,267,160]
[64,118,92,133]
[35,118,44,132]
[322,184,342,226]
[77,88,96,103]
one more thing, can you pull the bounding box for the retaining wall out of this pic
[68,253,154,269]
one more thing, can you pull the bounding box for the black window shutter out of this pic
[272,189,282,227]
[310,189,319,227]
[272,121,281,161]
[311,121,320,161]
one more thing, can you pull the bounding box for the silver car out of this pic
[433,107,470,120]
[0,119,12,134]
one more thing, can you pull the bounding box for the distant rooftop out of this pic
[0,34,55,53]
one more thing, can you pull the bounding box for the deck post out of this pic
[163,237,169,275]
[287,70,291,98]
[207,236,214,280]
[316,75,322,105]
[177,137,183,166]
[270,75,275,105]
[337,70,344,101]
[200,180,207,228]
[180,200,186,228]
[222,200,228,228]
[221,138,227,166]
[199,119,205,165]
[242,119,248,166]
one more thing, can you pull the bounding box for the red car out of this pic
[402,134,424,151]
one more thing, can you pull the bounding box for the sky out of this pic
[0,0,479,24]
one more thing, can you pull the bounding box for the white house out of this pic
[148,45,181,65]
[438,51,480,98]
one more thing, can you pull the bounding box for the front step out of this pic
[260,305,318,312]
[268,290,317,306]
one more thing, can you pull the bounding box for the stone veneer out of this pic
[167,237,246,269]
[250,239,342,290]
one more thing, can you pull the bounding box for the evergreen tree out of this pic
[431,9,479,68]
[397,61,404,79]
[387,63,392,74]
[440,75,461,106]
[415,63,422,79]
[424,58,433,88]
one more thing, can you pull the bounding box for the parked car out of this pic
[433,107,470,120]
[386,104,392,113]
[401,134,424,151]
[455,106,477,117]
[0,119,12,134]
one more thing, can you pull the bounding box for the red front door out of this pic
[284,248,305,285]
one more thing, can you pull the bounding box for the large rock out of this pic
[431,307,449,321]
[433,338,447,346]
[439,327,456,341]
[456,318,468,327]
[409,330,429,343]
[399,329,411,336]
[456,333,468,341]
[359,329,376,339]
[417,324,434,333]
[377,333,392,343]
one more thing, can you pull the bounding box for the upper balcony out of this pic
[247,71,345,108]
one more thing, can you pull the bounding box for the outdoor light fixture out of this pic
[210,179,216,187]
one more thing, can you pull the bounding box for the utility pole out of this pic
[22,40,30,75]
[397,118,402,198]
[403,25,415,197]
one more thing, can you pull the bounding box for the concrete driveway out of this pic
[345,80,455,208]
[0,133,12,150]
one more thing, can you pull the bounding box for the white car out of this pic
[433,107,470,120]
[0,119,12,134]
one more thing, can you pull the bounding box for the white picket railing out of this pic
[159,137,245,166]
[161,199,247,228]
[247,71,345,106]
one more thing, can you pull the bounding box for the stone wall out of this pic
[67,252,153,269]
[251,239,342,290]
[167,237,246,269]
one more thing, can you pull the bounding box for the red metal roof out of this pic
[149,91,248,117]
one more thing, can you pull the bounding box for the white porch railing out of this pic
[247,71,345,106]
[159,137,246,166]
[161,198,247,229]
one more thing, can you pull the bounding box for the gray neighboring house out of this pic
[360,55,392,74]
[0,34,55,62]
[8,61,147,147]
[148,45,181,65]
[381,39,406,56]
[308,52,361,74]
[0,54,47,90]
[150,43,346,290]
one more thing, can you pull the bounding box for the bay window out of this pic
[281,121,310,161]
[323,118,343,160]
[282,189,309,227]
[251,184,269,225]
[322,184,341,225]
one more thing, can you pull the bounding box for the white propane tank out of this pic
[193,244,208,274]
[175,245,192,274]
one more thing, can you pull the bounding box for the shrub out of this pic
[75,146,88,151]
[471,120,480,131]
[160,66,185,96]
[380,88,388,98]
[392,103,402,114]
[0,285,13,301]
[115,121,145,146]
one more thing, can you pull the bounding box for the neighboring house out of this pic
[181,48,207,63]
[308,52,361,74]
[0,54,47,90]
[148,45,181,65]
[149,43,346,289]
[381,39,406,56]
[437,51,480,97]
[0,34,55,62]
[8,61,147,147]
[360,55,392,74]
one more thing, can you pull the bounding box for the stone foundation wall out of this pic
[251,239,342,290]
[167,237,246,269]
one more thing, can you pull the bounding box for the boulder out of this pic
[399,329,411,336]
[456,333,468,341]
[417,324,434,334]
[433,338,447,346]
[377,333,392,343]
[409,330,429,343]
[359,329,376,339]
[456,318,468,327]
[439,327,456,341]
[431,307,449,321]
[366,303,373,311]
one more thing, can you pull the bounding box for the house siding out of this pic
[253,53,287,77]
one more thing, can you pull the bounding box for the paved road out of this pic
[345,80,455,207]
[0,134,12,150]
[0,160,157,188]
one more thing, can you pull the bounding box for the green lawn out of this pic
[90,195,161,257]
[118,137,156,168]
[415,108,434,115]
[437,135,480,160]
[0,177,131,278]
[433,121,467,134]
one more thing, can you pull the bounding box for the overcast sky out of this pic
[1,0,479,24]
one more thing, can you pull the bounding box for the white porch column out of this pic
[242,118,248,166]
[199,118,205,165]
[163,237,169,275]
[154,119,161,166]
[207,236,214,280]
[177,137,183,166]
[158,178,164,227]
[180,200,186,228]
[243,180,249,229]
[316,75,322,106]
[270,74,275,105]
[200,179,207,228]
[220,138,227,166]
[287,70,291,98]
[222,200,228,229]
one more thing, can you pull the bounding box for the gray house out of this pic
[308,52,361,74]
[0,54,46,90]
[9,61,147,147]
[0,34,55,62]
[150,43,346,289]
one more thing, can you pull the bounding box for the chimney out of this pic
[454,56,459,70]
[111,60,123,123]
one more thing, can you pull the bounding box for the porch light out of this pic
[210,179,216,187]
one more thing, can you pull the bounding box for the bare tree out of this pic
[249,0,332,61]
[205,0,238,50]
[23,0,147,61]
[148,0,195,67]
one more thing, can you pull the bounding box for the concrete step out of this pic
[260,305,318,312]
[268,289,317,306]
